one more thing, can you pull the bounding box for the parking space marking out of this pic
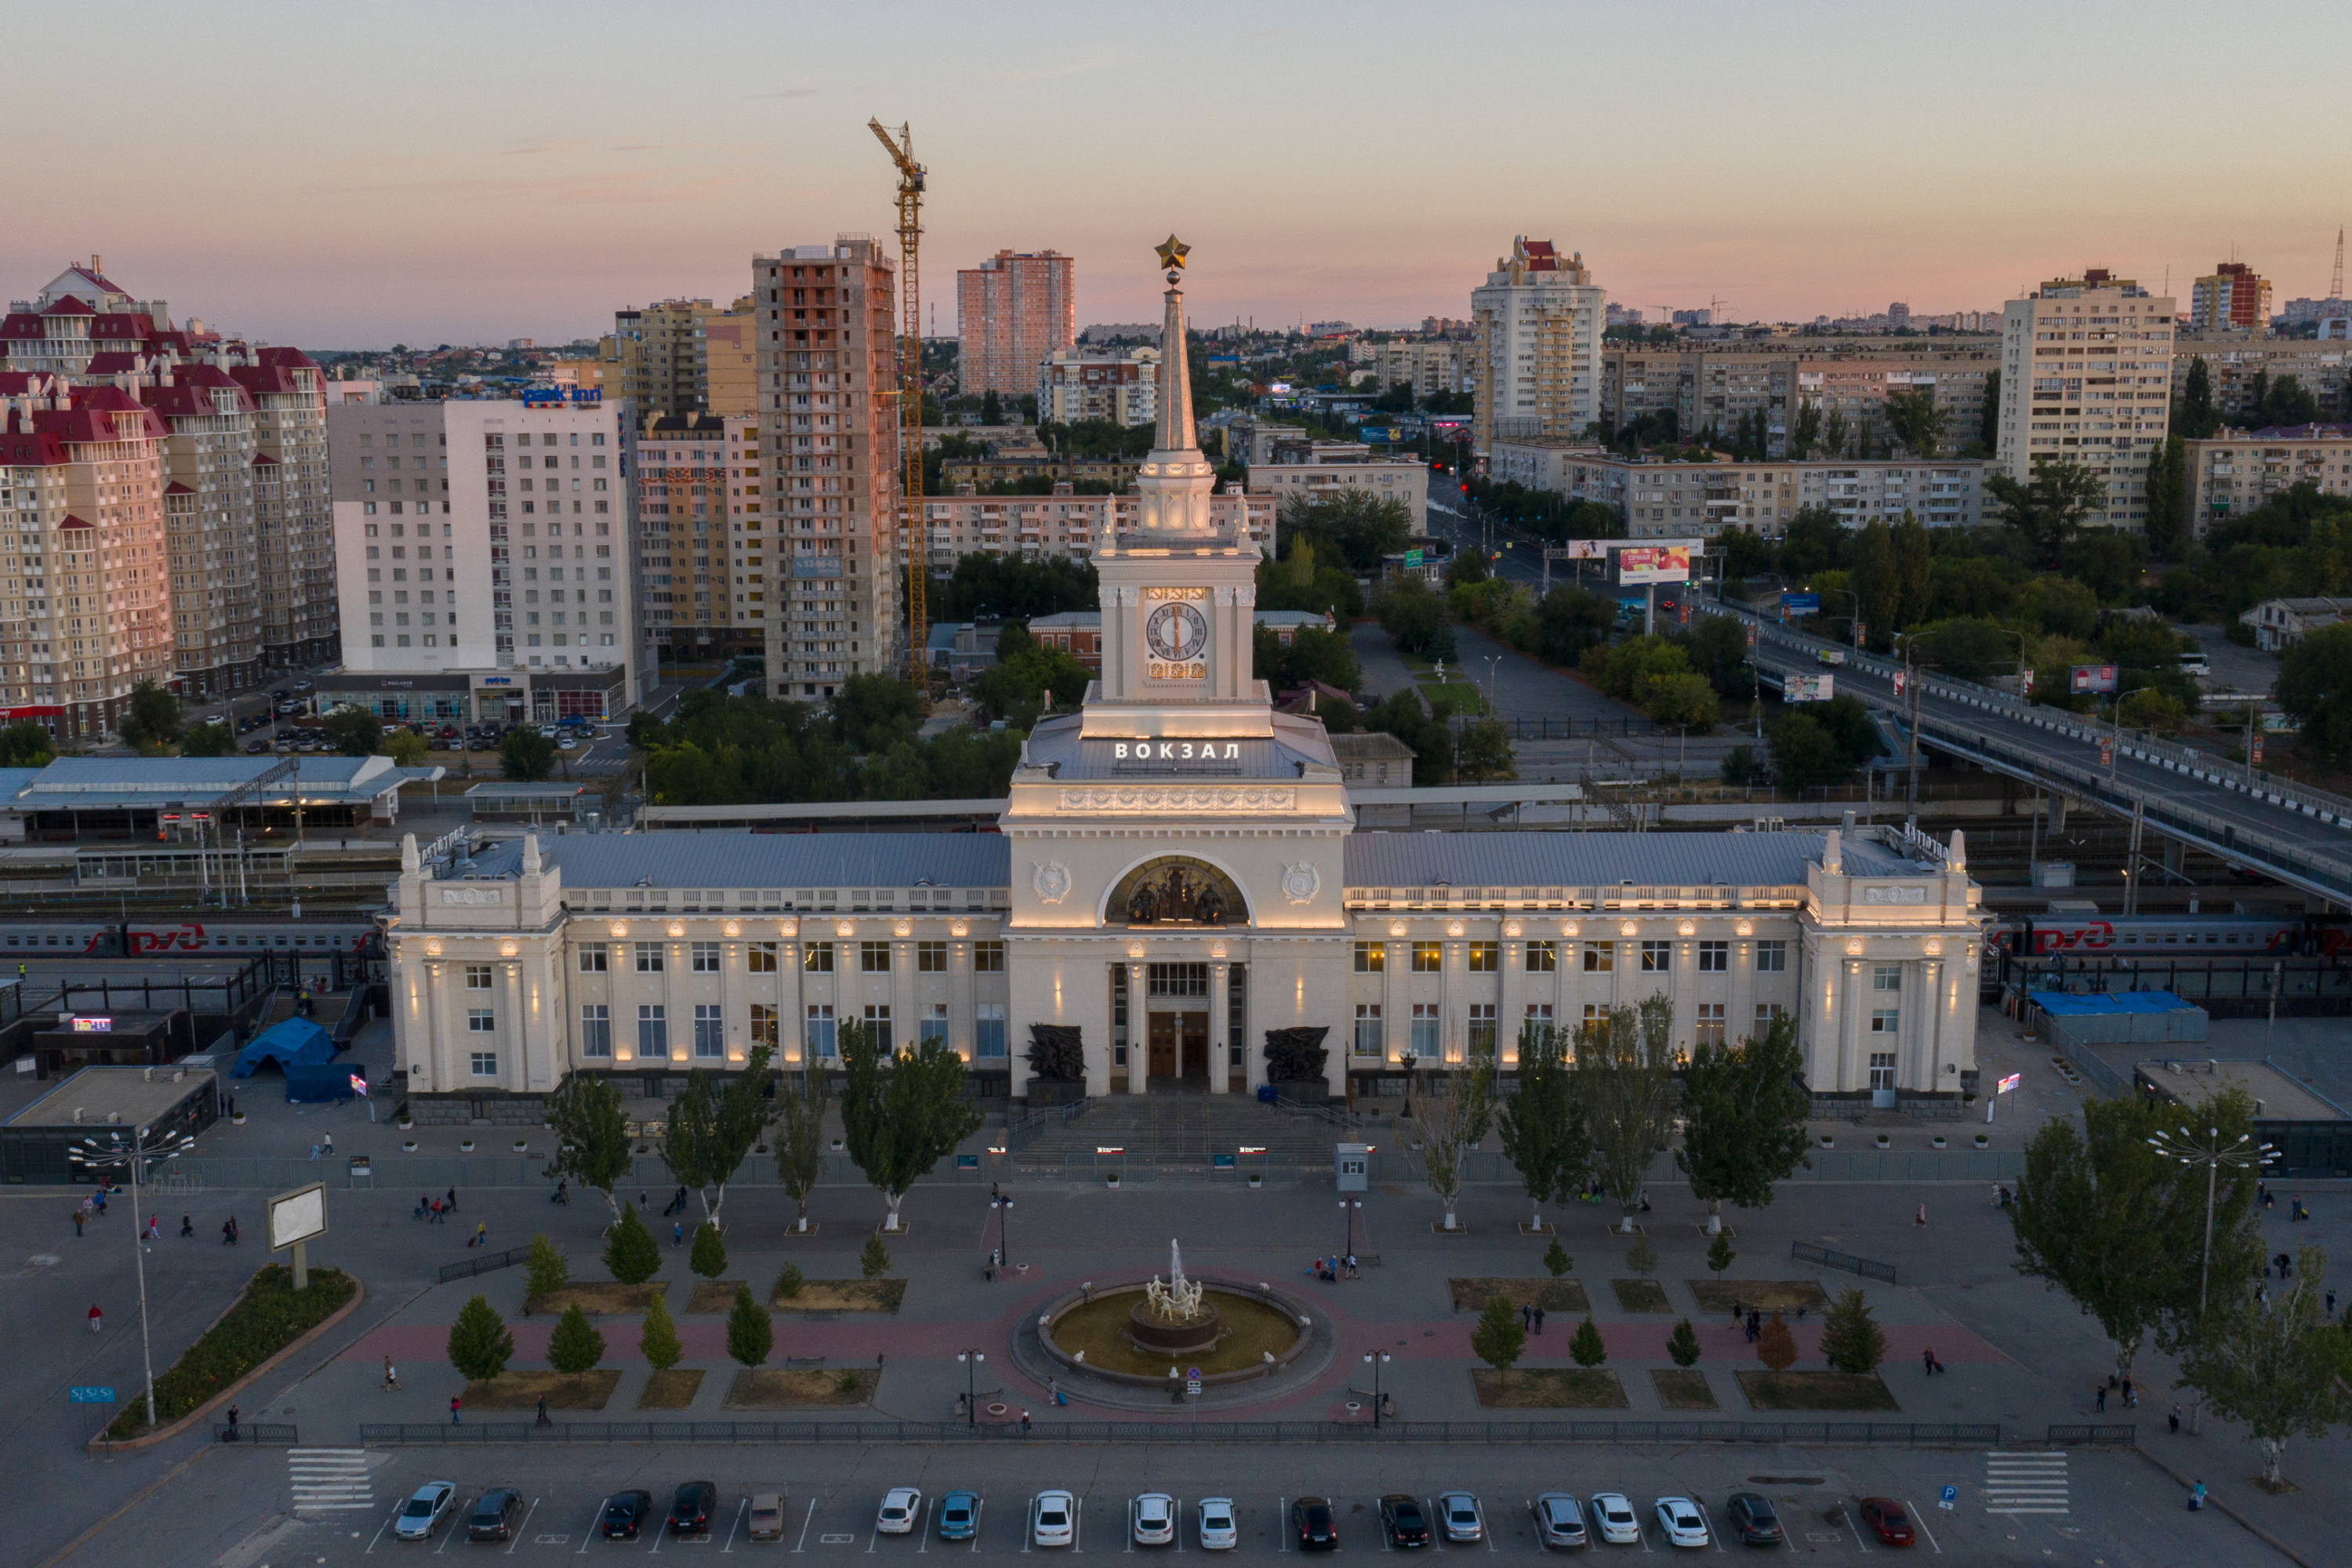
[1074,1497,1084,1555]
[1696,1501,1722,1554]
[1171,1497,1182,1555]
[1842,1506,1868,1554]
[918,1497,933,1555]
[437,1497,473,1555]
[795,1501,818,1554]
[579,1498,610,1556]
[1276,1499,1286,1553]
[365,1504,398,1555]
[1904,1501,1940,1555]
[509,1498,542,1554]
[971,1496,986,1554]
[651,1515,667,1555]
[724,1499,748,1553]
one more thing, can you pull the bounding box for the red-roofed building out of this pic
[1471,235,1605,456]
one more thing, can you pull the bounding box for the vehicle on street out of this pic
[748,1494,786,1543]
[601,1490,655,1541]
[668,1482,717,1536]
[557,737,577,750]
[1723,1494,1783,1547]
[1033,1490,1076,1548]
[877,1488,923,1534]
[392,1483,456,1541]
[1530,1494,1587,1548]
[1438,1493,1483,1543]
[1132,1494,1175,1546]
[1816,648,1847,666]
[1291,1497,1338,1552]
[1588,1495,1640,1546]
[937,1492,980,1541]
[1379,1494,1432,1548]
[1196,1498,1237,1551]
[1653,1497,1709,1549]
[1857,1497,1915,1547]
[466,1487,524,1541]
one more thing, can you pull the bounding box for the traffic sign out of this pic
[1997,1073,2022,1094]
[1939,1486,1956,1512]
[2100,736,2114,767]
[1186,1367,1202,1398]
[68,1386,115,1404]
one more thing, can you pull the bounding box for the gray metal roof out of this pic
[3,755,425,809]
[1022,712,1336,782]
[1341,832,1827,889]
[468,832,1013,889]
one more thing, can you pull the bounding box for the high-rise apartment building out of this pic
[2190,262,2272,335]
[1602,343,1999,458]
[1374,340,1471,401]
[956,249,1075,398]
[1471,237,1606,454]
[632,411,765,661]
[1037,346,1159,426]
[753,238,901,699]
[1996,270,2176,532]
[604,296,754,415]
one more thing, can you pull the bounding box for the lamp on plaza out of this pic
[68,1124,194,1432]
[956,1348,985,1428]
[1338,1198,1361,1263]
[1362,1349,1392,1426]
[991,1190,1014,1271]
[2146,1123,2274,1321]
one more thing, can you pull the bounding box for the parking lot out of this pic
[129,1442,2268,1567]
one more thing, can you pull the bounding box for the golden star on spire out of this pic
[1155,234,1190,273]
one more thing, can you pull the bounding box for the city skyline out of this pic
[8,0,2350,347]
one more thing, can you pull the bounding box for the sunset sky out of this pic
[12,0,2350,349]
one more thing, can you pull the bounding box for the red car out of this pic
[1858,1497,1915,1546]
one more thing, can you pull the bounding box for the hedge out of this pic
[103,1264,356,1439]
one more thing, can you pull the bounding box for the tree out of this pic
[601,1203,662,1286]
[500,727,557,782]
[547,1302,606,1374]
[772,1262,806,1300]
[1987,459,2107,564]
[1472,1294,1526,1383]
[1821,407,1849,459]
[1570,1315,1608,1368]
[1892,513,1933,630]
[1497,1021,1590,1232]
[1755,1309,1798,1372]
[0,720,53,767]
[1976,370,2000,452]
[321,703,381,757]
[1577,999,1679,1232]
[837,1020,984,1232]
[979,388,1003,426]
[1677,1011,1812,1229]
[774,1067,829,1233]
[1454,717,1517,781]
[526,1233,569,1301]
[1881,387,1947,458]
[726,1283,774,1369]
[1645,672,1721,733]
[2143,437,2188,558]
[180,721,234,758]
[1376,575,1450,659]
[119,680,183,748]
[1788,400,1822,459]
[1544,1238,1573,1277]
[1418,1042,1494,1232]
[1766,713,1849,790]
[862,1233,892,1279]
[384,728,430,766]
[1820,1287,1887,1374]
[1667,1319,1702,1369]
[662,1044,777,1228]
[2177,1245,2346,1489]
[543,1073,633,1224]
[2277,620,2352,766]
[640,1291,683,1373]
[1626,1238,1659,1279]
[690,1221,728,1282]
[1707,1232,1737,1279]
[448,1294,515,1381]
[2179,356,2218,439]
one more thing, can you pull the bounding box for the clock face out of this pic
[1145,601,1209,664]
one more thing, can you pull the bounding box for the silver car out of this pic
[1531,1494,1588,1548]
[1438,1492,1483,1544]
[392,1482,456,1542]
[1197,1497,1238,1552]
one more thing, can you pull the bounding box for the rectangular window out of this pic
[1695,1002,1726,1046]
[637,1004,668,1055]
[746,942,778,973]
[750,1003,779,1051]
[1641,941,1671,972]
[1524,1002,1554,1033]
[1755,940,1788,973]
[1873,963,1903,992]
[1755,1003,1788,1033]
[1411,942,1443,973]
[1871,1007,1900,1036]
[973,940,1006,973]
[577,945,608,974]
[859,940,891,973]
[862,1004,892,1051]
[634,942,665,973]
[691,942,721,973]
[920,1003,948,1047]
[466,1007,494,1033]
[803,942,833,973]
[1467,1002,1498,1055]
[693,1003,724,1057]
[1352,941,1384,973]
[976,1003,1007,1058]
[1525,941,1556,973]
[805,1004,836,1058]
[463,963,492,990]
[1869,1051,1897,1091]
[1467,942,1499,973]
[1354,1002,1382,1055]
[579,1004,611,1057]
[470,1051,498,1077]
[917,940,948,973]
[1409,1002,1439,1058]
[1582,942,1614,973]
[1698,940,1729,973]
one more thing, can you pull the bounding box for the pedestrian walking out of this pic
[535,1395,550,1428]
[445,1187,458,1214]
[1923,1348,1936,1376]
[673,1221,683,1247]
[322,1131,332,1156]
[1915,1202,1928,1228]
[144,1214,159,1241]
[1020,1409,1032,1434]
[88,1303,102,1334]
[225,1404,238,1434]
[471,1222,488,1249]
[180,1213,193,1238]
[2169,1403,2181,1436]
[222,1216,238,1245]
[450,1396,462,1426]
[72,1207,82,1238]
[1534,1305,1546,1335]
[384,1356,400,1392]
[309,1143,321,1163]
[1521,1303,1534,1333]
[2327,1289,2339,1319]
[2189,1481,2206,1512]
[2121,1374,2135,1406]
[2096,1385,2107,1413]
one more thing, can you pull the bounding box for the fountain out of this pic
[1130,1240,1221,1352]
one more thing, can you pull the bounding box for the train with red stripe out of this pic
[0,920,379,960]
[1991,913,2347,960]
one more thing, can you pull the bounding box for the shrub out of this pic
[546,1303,605,1375]
[603,1204,662,1286]
[1707,1232,1736,1278]
[1719,745,1764,786]
[1570,1315,1609,1368]
[1472,1294,1526,1381]
[690,1221,728,1282]
[861,1233,892,1279]
[1756,1309,1798,1372]
[727,1284,774,1369]
[526,1233,568,1300]
[772,1261,806,1300]
[1667,1318,1702,1369]
[1543,1238,1572,1278]
[448,1294,516,1382]
[1625,1239,1659,1279]
[1820,1287,1889,1375]
[100,1265,354,1439]
[639,1293,682,1373]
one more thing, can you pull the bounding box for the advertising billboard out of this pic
[1784,673,1835,702]
[268,1182,328,1251]
[2070,664,2119,695]
[1617,545,1691,585]
[1563,539,1609,560]
[1780,592,1821,614]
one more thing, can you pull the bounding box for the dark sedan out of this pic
[1291,1497,1338,1552]
[601,1490,655,1540]
[1724,1493,1784,1547]
[1858,1497,1915,1547]
[1379,1494,1431,1548]
[668,1481,718,1536]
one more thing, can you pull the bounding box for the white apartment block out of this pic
[2183,423,2352,538]
[1037,346,1159,427]
[1997,271,2176,531]
[1602,344,1997,459]
[1472,237,1605,452]
[2168,336,2351,423]
[1374,339,1471,401]
[1247,442,1428,517]
[920,487,1273,572]
[1490,440,1986,535]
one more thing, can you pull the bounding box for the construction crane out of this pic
[868,117,927,695]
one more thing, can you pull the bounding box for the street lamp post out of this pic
[956,1348,985,1428]
[1338,1198,1361,1262]
[1362,1350,1392,1426]
[1480,655,1503,719]
[2147,1123,2274,1321]
[69,1124,193,1432]
[991,1192,1014,1271]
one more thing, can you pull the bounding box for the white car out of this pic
[1033,1490,1076,1548]
[1530,1494,1587,1549]
[392,1482,456,1541]
[1438,1493,1483,1543]
[557,737,577,750]
[1653,1497,1708,1550]
[1132,1494,1176,1547]
[1588,1494,1641,1546]
[1197,1497,1238,1551]
[877,1488,922,1535]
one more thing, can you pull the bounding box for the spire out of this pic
[1152,234,1197,456]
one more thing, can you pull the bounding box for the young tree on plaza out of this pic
[547,1303,606,1375]
[1577,998,1679,1233]
[1677,1011,1813,1232]
[1820,1287,1888,1375]
[690,1221,728,1282]
[1472,1294,1526,1386]
[601,1203,662,1287]
[1420,1041,1496,1232]
[727,1283,775,1369]
[1497,1019,1590,1233]
[448,1294,515,1382]
[773,1065,829,1233]
[543,1073,633,1225]
[2178,1244,2347,1490]
[639,1292,683,1374]
[838,1019,983,1232]
[662,1043,777,1229]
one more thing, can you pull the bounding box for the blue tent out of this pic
[283,1061,357,1104]
[232,1017,335,1079]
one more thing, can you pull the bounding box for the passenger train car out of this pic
[1991,913,2347,960]
[0,920,379,959]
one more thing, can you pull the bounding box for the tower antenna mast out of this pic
[2332,225,2345,302]
[868,118,927,695]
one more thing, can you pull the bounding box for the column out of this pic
[949,938,975,1062]
[421,960,445,1091]
[723,940,745,1064]
[1381,941,1403,1062]
[1442,938,1462,1062]
[1917,959,1944,1092]
[501,962,524,1091]
[666,939,685,1065]
[1127,961,1146,1093]
[1674,935,1698,1054]
[1732,940,1755,1047]
[782,941,804,1068]
[893,937,915,1054]
[1209,963,1230,1092]
[1839,959,1863,1092]
[1498,936,1523,1066]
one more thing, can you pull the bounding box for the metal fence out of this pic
[212,1421,299,1445]
[438,1244,534,1284]
[2046,1424,2137,1446]
[360,1417,2000,1448]
[1791,1240,1898,1284]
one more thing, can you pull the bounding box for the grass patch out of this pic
[724,1367,877,1408]
[685,1281,746,1314]
[637,1369,705,1410]
[1650,1370,1719,1411]
[524,1282,667,1316]
[1688,1279,1830,1315]
[1610,1279,1672,1313]
[1472,1367,1629,1409]
[1734,1370,1900,1412]
[767,1279,906,1313]
[1447,1277,1591,1313]
[461,1370,622,1410]
[103,1265,355,1441]
[1046,1290,1302,1377]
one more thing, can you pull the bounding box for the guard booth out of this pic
[1335,1142,1370,1192]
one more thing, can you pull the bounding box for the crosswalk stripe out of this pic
[1983,1452,2067,1515]
[289,1448,372,1512]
